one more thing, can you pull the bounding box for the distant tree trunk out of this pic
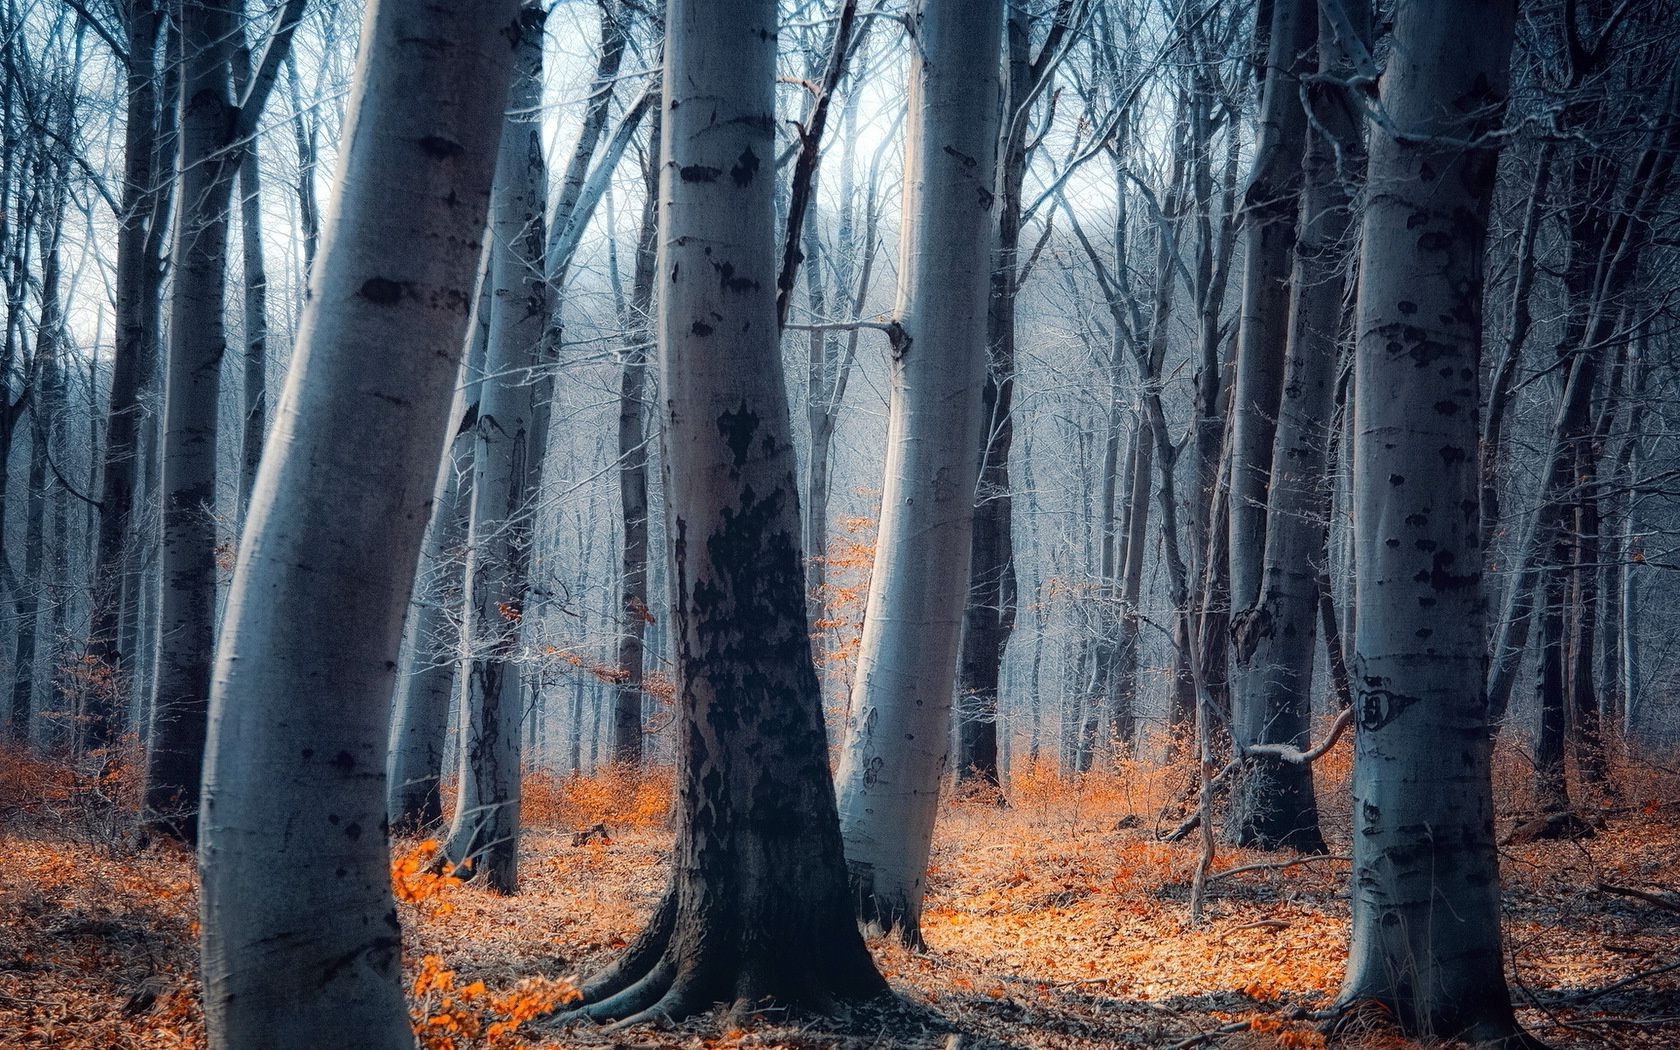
[956,0,1073,791]
[443,5,549,893]
[386,297,485,833]
[611,113,658,767]
[1227,1,1367,853]
[1337,1,1530,1042]
[834,0,1003,948]
[196,0,516,1042]
[84,0,163,751]
[234,27,270,530]
[144,0,239,840]
[146,0,307,839]
[574,0,886,1019]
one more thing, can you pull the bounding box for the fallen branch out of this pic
[1597,882,1680,915]
[1207,854,1352,884]
[1559,958,1680,1003]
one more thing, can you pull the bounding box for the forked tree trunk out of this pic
[196,0,516,1044]
[1226,1,1367,853]
[443,6,549,892]
[833,0,1003,948]
[1338,1,1531,1042]
[573,0,886,1020]
[1224,0,1315,847]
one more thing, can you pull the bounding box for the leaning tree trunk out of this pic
[443,5,549,893]
[833,0,1003,948]
[1226,0,1367,853]
[572,0,887,1021]
[1224,0,1316,848]
[196,0,516,1044]
[144,0,239,840]
[1338,0,1531,1042]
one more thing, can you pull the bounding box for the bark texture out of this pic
[1338,1,1529,1041]
[197,0,516,1043]
[834,0,1004,947]
[574,0,886,1020]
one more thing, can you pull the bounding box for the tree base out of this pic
[1503,809,1601,845]
[1327,997,1549,1049]
[567,893,891,1027]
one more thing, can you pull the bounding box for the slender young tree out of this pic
[1338,0,1531,1041]
[834,0,1004,947]
[573,0,887,1020]
[196,0,518,1043]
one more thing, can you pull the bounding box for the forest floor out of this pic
[2,741,1679,1049]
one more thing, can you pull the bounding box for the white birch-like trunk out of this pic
[1339,0,1529,1040]
[833,0,1003,947]
[197,0,516,1043]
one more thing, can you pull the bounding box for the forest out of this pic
[1,0,1678,1046]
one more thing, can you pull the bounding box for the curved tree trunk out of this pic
[833,0,1004,948]
[1337,0,1530,1041]
[197,0,517,1042]
[574,0,886,1020]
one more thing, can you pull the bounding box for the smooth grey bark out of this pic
[196,0,517,1043]
[573,0,886,1019]
[1223,0,1315,843]
[1338,0,1530,1041]
[443,5,549,893]
[833,0,1004,948]
[1227,1,1367,853]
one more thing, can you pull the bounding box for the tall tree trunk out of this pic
[574,0,886,1019]
[1227,1,1367,853]
[443,5,549,892]
[834,0,1003,948]
[84,0,163,750]
[1226,0,1314,625]
[1224,0,1315,842]
[197,0,516,1041]
[144,0,238,842]
[1337,1,1530,1042]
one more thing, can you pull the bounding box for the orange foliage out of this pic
[408,953,579,1049]
[521,763,672,831]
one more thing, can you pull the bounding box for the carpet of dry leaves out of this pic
[2,738,1677,1049]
